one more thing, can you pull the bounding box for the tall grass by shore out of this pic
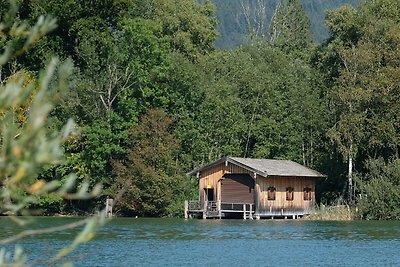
[305,205,356,221]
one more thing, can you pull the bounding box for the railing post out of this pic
[243,204,246,220]
[249,203,253,220]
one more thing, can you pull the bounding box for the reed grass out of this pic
[305,204,356,221]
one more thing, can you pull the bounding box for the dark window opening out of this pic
[304,187,312,201]
[286,187,294,201]
[267,186,276,201]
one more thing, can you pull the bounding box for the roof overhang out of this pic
[187,156,327,179]
[186,156,267,178]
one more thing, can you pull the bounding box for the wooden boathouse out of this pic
[185,156,325,219]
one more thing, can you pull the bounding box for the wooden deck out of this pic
[185,200,311,219]
[185,201,255,219]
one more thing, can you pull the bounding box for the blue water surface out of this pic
[1,217,399,266]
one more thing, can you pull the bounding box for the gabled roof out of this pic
[187,156,326,178]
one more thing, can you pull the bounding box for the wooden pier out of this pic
[185,200,255,219]
[185,200,309,220]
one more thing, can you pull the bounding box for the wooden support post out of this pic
[203,202,207,219]
[184,200,189,219]
[254,173,260,220]
[243,204,246,220]
[218,200,222,219]
[106,197,113,218]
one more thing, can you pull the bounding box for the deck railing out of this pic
[186,200,255,219]
[187,200,254,213]
[188,200,202,211]
[220,202,254,212]
[206,201,218,211]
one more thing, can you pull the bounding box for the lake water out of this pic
[1,217,400,266]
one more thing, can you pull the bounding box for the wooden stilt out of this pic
[184,200,189,219]
[218,200,222,219]
[106,197,113,217]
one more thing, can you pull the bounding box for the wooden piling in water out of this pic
[184,200,189,219]
[106,197,114,217]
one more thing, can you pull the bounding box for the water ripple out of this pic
[1,217,400,266]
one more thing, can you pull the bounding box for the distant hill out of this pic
[213,0,359,48]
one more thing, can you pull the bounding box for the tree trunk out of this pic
[348,144,353,203]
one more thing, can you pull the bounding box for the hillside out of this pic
[214,0,359,47]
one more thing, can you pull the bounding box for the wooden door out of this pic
[221,174,254,203]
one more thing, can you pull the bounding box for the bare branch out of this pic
[0,217,92,245]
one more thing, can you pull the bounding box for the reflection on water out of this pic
[1,217,400,266]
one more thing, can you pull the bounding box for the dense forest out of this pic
[1,0,400,220]
[214,0,359,47]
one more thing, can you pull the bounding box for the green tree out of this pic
[133,0,218,61]
[270,0,314,54]
[111,109,193,216]
[174,42,327,171]
[325,0,400,201]
[356,158,400,220]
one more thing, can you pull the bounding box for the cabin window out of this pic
[304,187,312,201]
[286,187,294,201]
[267,187,276,201]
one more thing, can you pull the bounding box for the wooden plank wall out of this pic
[257,176,316,211]
[198,162,256,203]
[198,163,224,203]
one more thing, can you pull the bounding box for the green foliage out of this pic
[70,16,114,73]
[134,0,218,60]
[270,0,313,53]
[111,109,194,216]
[116,17,171,108]
[0,3,105,264]
[326,5,361,45]
[356,159,400,220]
[318,0,400,203]
[176,43,327,169]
